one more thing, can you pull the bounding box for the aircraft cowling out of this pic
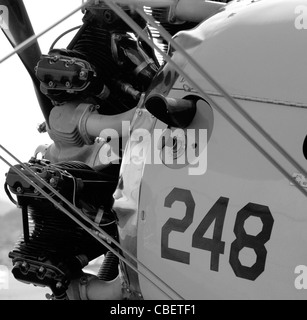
[176,0,307,106]
[113,0,307,300]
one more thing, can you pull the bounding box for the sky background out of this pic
[0,0,83,205]
[0,3,100,299]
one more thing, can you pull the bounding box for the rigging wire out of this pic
[105,0,307,198]
[0,0,95,65]
[0,0,306,300]
[135,6,307,179]
[0,0,184,300]
[0,144,184,300]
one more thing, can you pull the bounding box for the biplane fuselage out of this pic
[113,0,307,299]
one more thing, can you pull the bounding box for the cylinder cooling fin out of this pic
[6,160,119,299]
[35,7,159,114]
[4,0,234,300]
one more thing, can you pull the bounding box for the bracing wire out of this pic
[135,6,307,179]
[0,144,184,300]
[0,0,307,300]
[0,0,95,65]
[105,0,307,198]
[0,0,184,300]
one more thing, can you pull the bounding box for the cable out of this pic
[0,144,184,300]
[105,1,307,199]
[49,25,82,51]
[0,0,95,65]
[1,0,306,299]
[4,182,17,206]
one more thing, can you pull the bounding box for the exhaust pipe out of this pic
[145,93,196,128]
[66,273,123,300]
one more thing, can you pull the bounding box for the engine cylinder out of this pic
[6,160,119,299]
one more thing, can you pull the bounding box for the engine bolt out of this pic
[48,81,54,88]
[16,187,23,194]
[56,282,63,289]
[79,71,87,79]
[20,262,29,274]
[49,178,57,187]
[49,56,58,64]
[95,137,106,144]
[65,81,71,88]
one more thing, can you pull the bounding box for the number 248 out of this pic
[161,188,274,281]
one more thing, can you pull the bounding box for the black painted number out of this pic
[162,188,195,264]
[192,197,228,272]
[229,203,274,281]
[161,188,274,281]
